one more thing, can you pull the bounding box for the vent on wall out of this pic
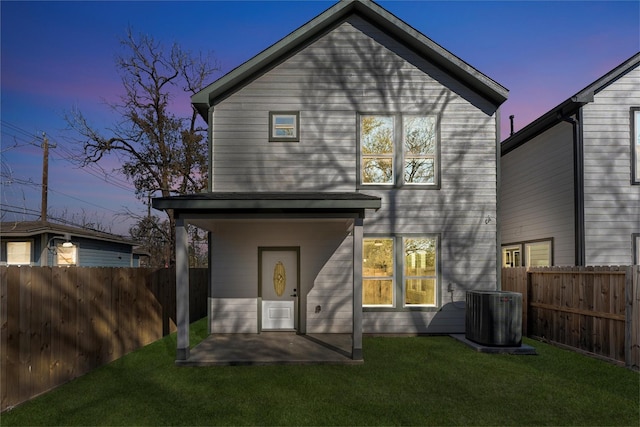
[465,291,522,347]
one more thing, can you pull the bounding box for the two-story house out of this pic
[153,0,508,361]
[501,53,640,267]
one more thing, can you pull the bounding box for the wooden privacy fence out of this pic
[0,266,208,412]
[502,266,639,370]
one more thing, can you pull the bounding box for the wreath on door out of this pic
[273,261,286,297]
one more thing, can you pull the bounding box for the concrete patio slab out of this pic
[176,333,362,366]
[450,334,537,355]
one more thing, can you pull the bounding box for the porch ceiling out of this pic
[152,192,381,216]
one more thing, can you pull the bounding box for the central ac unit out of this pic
[465,290,522,347]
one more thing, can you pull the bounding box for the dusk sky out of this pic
[1,0,639,236]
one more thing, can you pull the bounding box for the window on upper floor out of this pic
[632,108,639,185]
[6,241,31,265]
[269,111,299,142]
[359,114,439,187]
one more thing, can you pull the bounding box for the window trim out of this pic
[402,115,438,187]
[402,236,438,308]
[363,234,441,312]
[362,237,395,307]
[357,113,441,189]
[631,107,639,185]
[633,233,640,265]
[360,115,395,186]
[502,244,523,268]
[269,111,300,142]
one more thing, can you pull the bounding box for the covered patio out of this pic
[152,192,381,364]
[177,332,360,366]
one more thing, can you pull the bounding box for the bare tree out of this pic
[66,28,218,264]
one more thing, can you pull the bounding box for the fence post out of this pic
[626,266,640,370]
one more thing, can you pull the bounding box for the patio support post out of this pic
[352,217,364,360]
[176,217,190,361]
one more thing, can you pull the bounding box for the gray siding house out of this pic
[501,53,640,267]
[0,221,141,267]
[153,0,508,361]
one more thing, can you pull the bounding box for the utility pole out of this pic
[40,133,55,222]
[41,133,49,222]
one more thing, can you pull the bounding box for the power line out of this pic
[2,174,127,215]
[1,120,44,142]
[48,188,122,214]
[1,119,136,192]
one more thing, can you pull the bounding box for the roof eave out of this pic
[191,0,508,122]
[151,192,382,212]
[501,52,640,156]
[501,98,583,156]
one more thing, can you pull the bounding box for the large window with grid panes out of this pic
[363,236,438,308]
[359,114,439,187]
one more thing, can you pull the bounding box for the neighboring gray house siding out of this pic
[500,55,640,267]
[500,123,576,266]
[582,67,640,265]
[1,223,137,267]
[70,238,135,267]
[210,16,499,333]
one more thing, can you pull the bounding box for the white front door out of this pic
[260,248,299,331]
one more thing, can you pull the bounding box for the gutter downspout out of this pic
[562,111,586,266]
[496,107,502,290]
[207,105,215,329]
[208,105,215,192]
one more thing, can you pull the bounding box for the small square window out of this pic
[7,241,31,265]
[269,112,299,142]
[57,243,77,266]
[502,245,522,268]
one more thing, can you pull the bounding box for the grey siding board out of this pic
[500,122,575,266]
[582,66,640,265]
[209,221,353,334]
[307,238,354,334]
[211,16,498,333]
[75,238,134,267]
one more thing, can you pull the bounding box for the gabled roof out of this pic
[501,52,640,156]
[192,0,508,120]
[0,220,137,246]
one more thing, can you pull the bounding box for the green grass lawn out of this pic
[2,318,638,426]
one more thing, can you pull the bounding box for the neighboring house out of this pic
[501,53,640,267]
[0,221,141,267]
[153,0,508,360]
